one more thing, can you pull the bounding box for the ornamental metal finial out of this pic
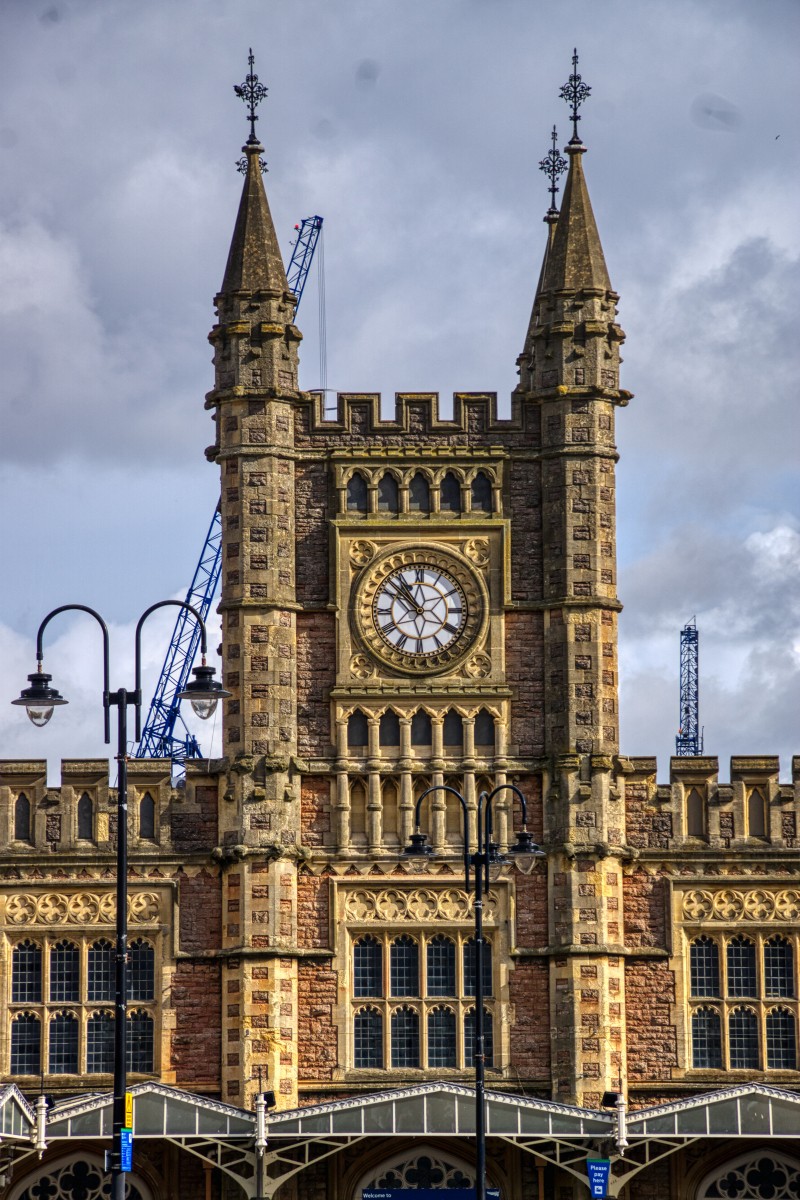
[559,48,591,145]
[539,125,568,219]
[234,47,268,146]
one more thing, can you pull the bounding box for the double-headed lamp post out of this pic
[403,782,545,1200]
[12,601,229,1200]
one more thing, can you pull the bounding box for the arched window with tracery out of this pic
[690,936,720,997]
[86,1011,114,1074]
[440,471,462,514]
[354,936,382,998]
[379,709,400,748]
[127,1009,154,1073]
[12,941,42,1003]
[348,709,369,750]
[77,792,93,841]
[9,1153,149,1200]
[691,1006,722,1068]
[408,472,430,513]
[354,1006,383,1068]
[470,471,493,513]
[129,940,155,1001]
[14,793,31,842]
[686,787,706,837]
[464,1007,493,1067]
[347,472,368,514]
[10,1012,40,1075]
[49,1011,79,1074]
[765,936,794,998]
[427,1006,456,1067]
[696,1150,800,1199]
[139,791,156,840]
[443,710,463,750]
[474,708,495,752]
[391,1006,419,1067]
[728,1005,758,1068]
[390,936,419,997]
[377,473,399,515]
[50,941,79,1003]
[727,936,757,997]
[88,939,114,1002]
[427,935,456,997]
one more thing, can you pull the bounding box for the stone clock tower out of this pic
[205,52,629,1114]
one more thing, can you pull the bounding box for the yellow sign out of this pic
[124,1093,133,1128]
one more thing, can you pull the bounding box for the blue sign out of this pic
[586,1159,611,1198]
[363,1192,500,1199]
[120,1128,133,1173]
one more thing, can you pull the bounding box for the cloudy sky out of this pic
[0,0,798,783]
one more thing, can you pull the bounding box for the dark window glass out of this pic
[470,472,492,513]
[354,936,382,998]
[10,1013,40,1075]
[765,937,794,998]
[14,793,31,842]
[87,1011,115,1074]
[379,710,400,747]
[427,936,456,997]
[377,474,399,514]
[748,789,766,838]
[390,936,419,997]
[428,1006,456,1068]
[129,940,155,1002]
[443,711,463,749]
[464,938,493,997]
[464,1008,493,1068]
[127,1010,154,1073]
[729,1006,759,1069]
[49,1011,79,1074]
[50,941,79,1003]
[140,792,156,840]
[687,788,706,837]
[440,472,461,514]
[390,1006,419,1067]
[347,473,368,513]
[354,1007,383,1068]
[690,937,720,997]
[410,711,432,746]
[692,1006,722,1068]
[88,940,114,1002]
[766,1007,797,1069]
[474,709,495,749]
[12,941,42,1003]
[348,710,369,749]
[727,936,757,998]
[77,792,93,840]
[408,473,430,513]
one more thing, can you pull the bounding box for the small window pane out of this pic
[440,472,461,514]
[377,474,399,514]
[88,940,114,1002]
[729,1007,759,1069]
[140,792,156,840]
[765,938,794,999]
[354,936,382,998]
[127,1010,154,1073]
[443,711,463,749]
[470,472,492,513]
[14,793,31,842]
[379,710,400,747]
[49,1012,79,1074]
[690,937,720,997]
[87,1011,115,1074]
[464,1008,494,1068]
[410,711,431,746]
[474,709,495,749]
[727,936,756,998]
[390,936,419,997]
[391,1006,419,1067]
[692,1007,722,1069]
[686,788,706,837]
[347,474,368,513]
[428,1007,456,1068]
[427,936,456,997]
[464,938,493,997]
[408,473,430,513]
[766,1008,797,1069]
[50,941,79,1003]
[748,789,766,838]
[10,1013,40,1075]
[129,940,155,1001]
[348,711,369,749]
[354,1007,383,1068]
[12,941,42,1003]
[77,792,93,840]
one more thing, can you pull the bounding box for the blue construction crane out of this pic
[675,618,704,756]
[136,215,324,770]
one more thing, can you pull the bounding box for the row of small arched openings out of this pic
[347,708,497,750]
[345,469,495,516]
[686,786,770,840]
[12,792,157,844]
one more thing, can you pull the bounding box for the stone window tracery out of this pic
[379,709,400,748]
[440,471,462,514]
[747,788,767,839]
[697,1150,800,1198]
[14,793,31,843]
[139,791,156,840]
[10,1153,148,1200]
[77,791,94,841]
[408,472,431,514]
[728,1005,758,1069]
[474,708,496,752]
[377,473,399,515]
[360,1149,476,1194]
[470,471,493,513]
[347,472,368,514]
[692,1006,722,1069]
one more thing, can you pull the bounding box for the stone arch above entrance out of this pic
[356,1145,477,1195]
[696,1150,800,1199]
[9,1151,153,1200]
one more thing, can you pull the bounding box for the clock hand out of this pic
[397,581,424,614]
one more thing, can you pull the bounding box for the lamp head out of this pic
[403,830,434,859]
[508,829,546,875]
[12,671,68,728]
[177,663,231,721]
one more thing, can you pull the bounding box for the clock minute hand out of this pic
[397,581,423,613]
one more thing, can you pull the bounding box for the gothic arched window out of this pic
[354,1007,383,1068]
[379,710,400,748]
[12,942,42,1004]
[427,936,456,997]
[474,709,495,751]
[347,473,368,514]
[50,941,79,1003]
[77,792,93,841]
[765,937,794,998]
[470,472,493,513]
[354,936,382,998]
[464,1008,493,1067]
[88,940,114,1002]
[729,1006,759,1069]
[391,1006,420,1068]
[10,1012,40,1075]
[86,1011,114,1074]
[139,792,156,840]
[427,1006,456,1068]
[390,936,419,997]
[348,710,369,749]
[463,937,493,998]
[748,788,767,838]
[127,1010,154,1073]
[408,473,430,513]
[690,936,720,997]
[727,936,757,997]
[377,473,399,515]
[766,1007,797,1070]
[129,940,155,1002]
[440,472,462,514]
[691,1006,722,1068]
[442,710,463,750]
[49,1011,79,1074]
[14,793,31,842]
[686,787,706,837]
[410,710,432,747]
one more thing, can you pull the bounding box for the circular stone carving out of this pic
[682,890,713,921]
[349,539,377,567]
[462,652,492,679]
[744,889,776,921]
[775,891,800,921]
[350,654,375,680]
[463,538,490,567]
[354,545,487,675]
[712,889,744,921]
[6,894,37,924]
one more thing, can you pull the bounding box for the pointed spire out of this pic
[221,51,288,296]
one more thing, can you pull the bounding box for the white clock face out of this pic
[373,565,467,658]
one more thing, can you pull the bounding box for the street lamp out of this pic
[403,783,545,1200]
[12,601,229,1200]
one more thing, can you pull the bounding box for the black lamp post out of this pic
[13,601,229,1200]
[403,782,545,1200]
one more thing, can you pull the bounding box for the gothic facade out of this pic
[0,65,798,1200]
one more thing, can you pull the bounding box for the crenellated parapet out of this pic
[293,390,531,445]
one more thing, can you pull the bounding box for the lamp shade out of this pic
[403,831,434,858]
[12,671,68,727]
[508,829,546,875]
[177,664,231,720]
